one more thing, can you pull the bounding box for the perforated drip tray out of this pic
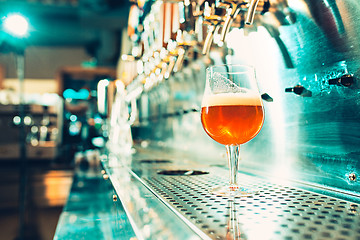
[142,172,360,240]
[157,170,209,176]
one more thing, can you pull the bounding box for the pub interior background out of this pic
[0,0,359,240]
[0,0,129,239]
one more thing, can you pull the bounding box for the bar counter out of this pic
[106,143,360,239]
[53,168,135,240]
[55,143,360,240]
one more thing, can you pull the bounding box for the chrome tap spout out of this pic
[219,1,245,42]
[202,16,223,55]
[245,0,260,25]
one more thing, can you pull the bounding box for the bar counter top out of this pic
[101,144,360,240]
[53,168,135,240]
[53,144,360,240]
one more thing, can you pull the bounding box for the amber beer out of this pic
[201,93,264,146]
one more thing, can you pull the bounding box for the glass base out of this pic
[210,185,257,197]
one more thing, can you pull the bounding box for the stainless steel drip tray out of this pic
[104,153,360,240]
[143,171,360,240]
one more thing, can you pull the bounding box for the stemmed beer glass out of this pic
[201,64,264,197]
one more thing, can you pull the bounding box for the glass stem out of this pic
[226,145,240,186]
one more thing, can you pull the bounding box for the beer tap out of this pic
[245,0,261,25]
[244,0,294,26]
[173,47,186,73]
[219,1,246,42]
[179,0,196,33]
[202,15,224,55]
[155,60,168,83]
[171,0,202,71]
[171,29,197,73]
[154,38,182,80]
[285,85,312,97]
[155,48,169,82]
[328,74,355,87]
[165,52,177,79]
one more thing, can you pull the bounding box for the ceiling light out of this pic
[4,14,29,37]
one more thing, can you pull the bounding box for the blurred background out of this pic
[0,0,129,239]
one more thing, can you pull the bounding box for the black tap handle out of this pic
[285,85,312,97]
[261,0,270,15]
[328,74,354,87]
[293,85,305,95]
[261,93,273,102]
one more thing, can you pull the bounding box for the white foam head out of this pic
[201,92,262,107]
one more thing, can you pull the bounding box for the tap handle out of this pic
[245,0,260,25]
[328,74,355,87]
[221,14,233,38]
[261,0,270,15]
[220,7,241,42]
[165,56,176,79]
[285,85,312,97]
[261,93,273,102]
[174,48,186,72]
[202,23,222,55]
[202,24,216,55]
[202,13,223,54]
[219,2,244,42]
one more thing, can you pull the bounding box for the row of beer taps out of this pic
[125,0,291,93]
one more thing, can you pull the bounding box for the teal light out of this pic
[63,89,90,100]
[4,14,29,37]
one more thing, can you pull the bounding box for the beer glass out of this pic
[201,64,264,197]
